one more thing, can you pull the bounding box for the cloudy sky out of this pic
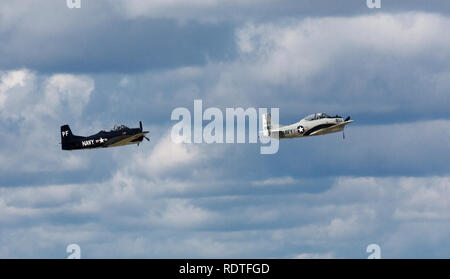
[1,0,450,258]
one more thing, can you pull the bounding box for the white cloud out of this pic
[1,9,450,258]
[57,12,450,117]
[251,176,297,186]
[136,12,450,112]
[131,133,202,175]
[0,70,94,173]
[110,0,275,22]
[119,77,129,88]
[234,13,450,87]
[1,169,450,257]
[40,74,94,118]
[0,70,93,122]
[293,252,334,259]
[393,177,450,220]
[150,199,215,229]
[0,69,35,120]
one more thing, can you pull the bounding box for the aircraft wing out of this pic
[104,133,148,147]
[308,120,354,136]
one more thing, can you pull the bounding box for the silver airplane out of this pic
[262,113,354,139]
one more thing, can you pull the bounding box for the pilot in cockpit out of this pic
[112,125,129,131]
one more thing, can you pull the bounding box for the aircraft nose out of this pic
[344,116,351,121]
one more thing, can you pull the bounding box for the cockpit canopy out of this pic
[112,125,129,131]
[303,113,337,121]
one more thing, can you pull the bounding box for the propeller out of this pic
[140,121,150,141]
[343,116,352,139]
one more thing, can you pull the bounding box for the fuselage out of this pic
[270,113,353,139]
[61,124,149,150]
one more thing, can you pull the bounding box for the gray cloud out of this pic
[0,70,95,174]
[3,1,450,73]
[1,4,450,258]
[110,0,450,21]
[81,13,450,128]
[0,1,236,73]
[1,157,449,258]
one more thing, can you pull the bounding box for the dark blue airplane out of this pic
[61,121,149,150]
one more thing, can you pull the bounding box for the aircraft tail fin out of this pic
[61,125,74,150]
[262,113,271,137]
